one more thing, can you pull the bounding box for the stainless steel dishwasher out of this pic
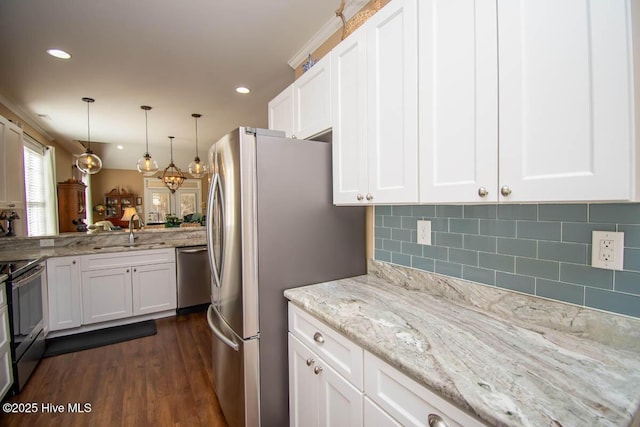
[175,245,211,314]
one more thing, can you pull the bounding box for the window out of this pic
[143,178,202,223]
[23,135,56,236]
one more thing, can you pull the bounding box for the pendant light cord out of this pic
[195,117,199,156]
[145,109,149,154]
[170,136,174,163]
[86,100,91,151]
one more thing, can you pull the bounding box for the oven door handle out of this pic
[12,265,44,288]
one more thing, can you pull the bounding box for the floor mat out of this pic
[43,320,157,357]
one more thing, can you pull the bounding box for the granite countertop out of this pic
[284,260,640,427]
[0,227,206,262]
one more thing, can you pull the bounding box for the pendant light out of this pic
[188,113,207,178]
[136,105,159,175]
[75,97,102,175]
[160,136,186,193]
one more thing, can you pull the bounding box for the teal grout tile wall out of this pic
[374,203,640,319]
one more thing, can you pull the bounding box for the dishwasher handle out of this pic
[178,247,208,254]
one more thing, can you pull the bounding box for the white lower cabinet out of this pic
[0,284,12,400]
[288,303,486,427]
[46,256,82,331]
[47,249,177,331]
[82,267,133,324]
[289,334,363,427]
[81,249,176,325]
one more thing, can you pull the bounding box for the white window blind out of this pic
[23,136,49,236]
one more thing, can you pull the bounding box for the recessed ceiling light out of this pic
[117,145,124,150]
[46,48,72,59]
[236,86,251,94]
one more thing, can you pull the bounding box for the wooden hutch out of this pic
[105,189,136,227]
[57,180,87,232]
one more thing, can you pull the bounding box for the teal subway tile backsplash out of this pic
[374,203,640,319]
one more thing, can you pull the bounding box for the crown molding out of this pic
[0,93,54,142]
[288,0,370,69]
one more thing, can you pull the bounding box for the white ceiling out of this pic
[0,0,344,170]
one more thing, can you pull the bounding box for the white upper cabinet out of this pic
[294,55,332,140]
[331,26,368,205]
[366,0,419,204]
[332,0,419,205]
[418,0,498,203]
[0,115,25,209]
[268,84,294,138]
[497,0,634,202]
[418,0,636,203]
[268,56,331,140]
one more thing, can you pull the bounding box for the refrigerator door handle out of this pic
[207,305,239,352]
[206,172,223,288]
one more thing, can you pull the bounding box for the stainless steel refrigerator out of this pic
[205,127,366,427]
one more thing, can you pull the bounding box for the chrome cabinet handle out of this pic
[366,193,373,201]
[478,187,488,197]
[306,358,315,366]
[356,194,364,201]
[313,366,323,375]
[313,332,324,344]
[428,414,448,427]
[500,186,512,197]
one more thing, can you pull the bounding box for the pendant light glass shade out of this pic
[136,105,159,176]
[75,97,102,175]
[188,113,207,178]
[160,136,186,193]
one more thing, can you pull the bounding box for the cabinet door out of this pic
[366,0,419,204]
[0,339,12,401]
[318,360,363,427]
[331,26,369,205]
[289,333,319,427]
[294,55,332,139]
[498,0,633,202]
[0,116,25,208]
[268,84,294,137]
[82,267,132,324]
[47,257,82,331]
[132,262,177,316]
[419,0,498,203]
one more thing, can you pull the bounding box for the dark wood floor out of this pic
[0,312,228,427]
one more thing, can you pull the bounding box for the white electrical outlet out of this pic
[592,231,624,270]
[39,239,54,247]
[417,220,432,245]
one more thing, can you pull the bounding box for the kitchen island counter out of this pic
[284,260,640,427]
[0,227,205,262]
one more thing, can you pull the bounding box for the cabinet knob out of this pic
[356,194,364,201]
[477,187,488,197]
[134,268,137,272]
[313,366,323,375]
[306,358,315,366]
[366,193,373,201]
[72,260,76,265]
[313,332,325,344]
[428,414,449,427]
[8,203,15,208]
[126,269,130,273]
[500,186,512,197]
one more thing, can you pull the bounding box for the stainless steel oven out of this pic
[1,259,45,394]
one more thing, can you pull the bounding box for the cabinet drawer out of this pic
[288,303,363,389]
[0,305,9,350]
[81,248,175,270]
[365,396,402,427]
[364,351,485,427]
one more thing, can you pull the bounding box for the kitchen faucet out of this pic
[128,213,142,245]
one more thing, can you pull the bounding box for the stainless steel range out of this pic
[0,258,45,394]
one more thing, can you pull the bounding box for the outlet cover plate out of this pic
[591,231,624,270]
[417,220,431,245]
